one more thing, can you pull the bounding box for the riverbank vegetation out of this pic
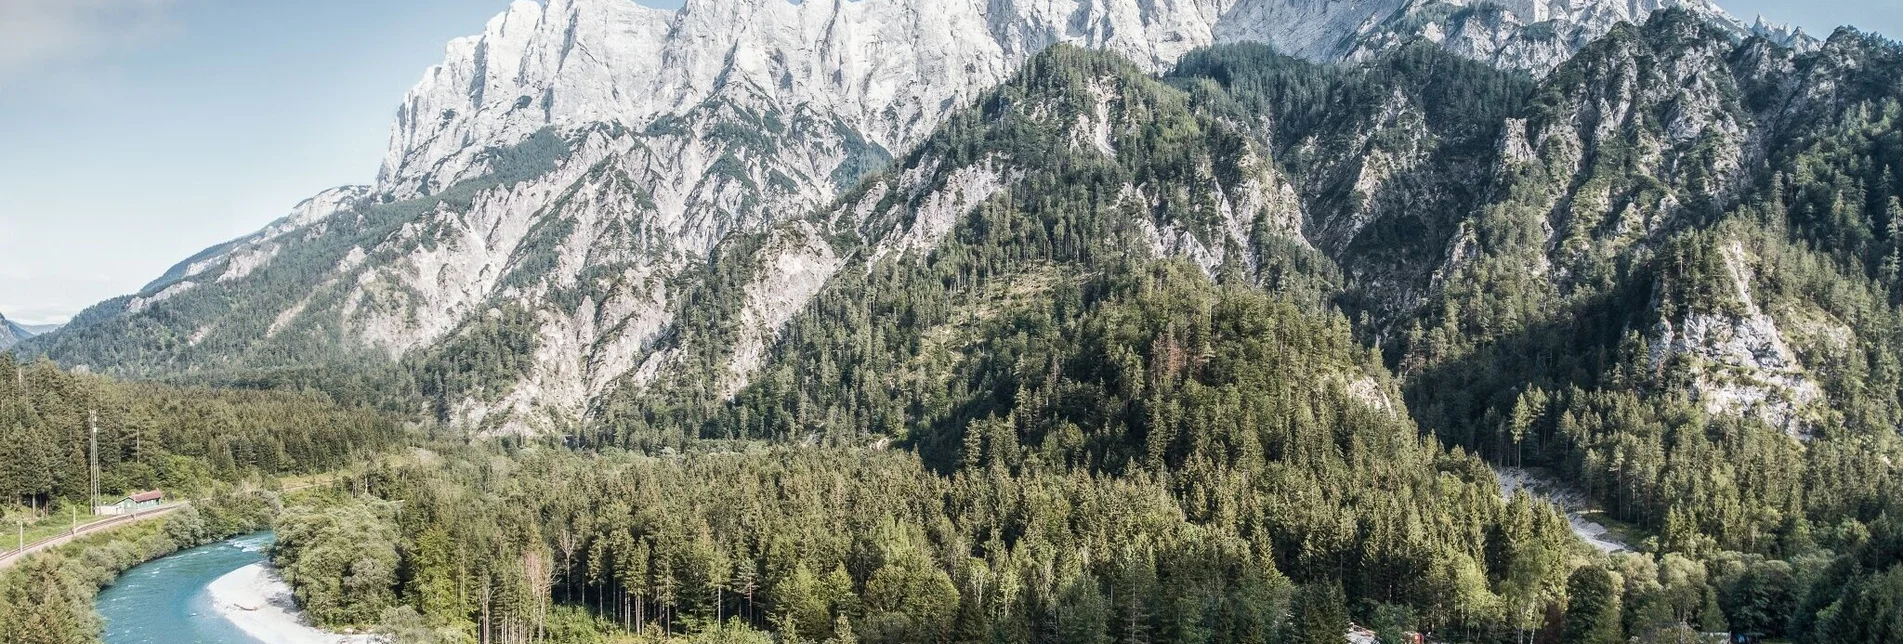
[0,493,277,644]
[0,356,411,643]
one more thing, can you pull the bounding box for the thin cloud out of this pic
[0,0,175,75]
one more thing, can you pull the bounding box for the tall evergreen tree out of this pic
[1562,567,1622,644]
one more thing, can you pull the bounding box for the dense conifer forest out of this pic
[280,442,1577,644]
[0,354,404,507]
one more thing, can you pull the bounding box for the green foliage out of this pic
[1811,564,1903,642]
[0,355,404,507]
[830,120,894,192]
[301,423,1586,644]
[477,127,574,189]
[274,501,403,627]
[1562,566,1621,644]
[410,304,542,423]
[1,557,90,644]
[1288,581,1349,644]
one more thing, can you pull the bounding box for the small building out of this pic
[96,490,164,516]
[126,490,164,509]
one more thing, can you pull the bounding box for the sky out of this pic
[0,0,1893,326]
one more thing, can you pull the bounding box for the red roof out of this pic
[128,490,163,503]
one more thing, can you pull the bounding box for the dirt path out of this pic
[0,504,184,571]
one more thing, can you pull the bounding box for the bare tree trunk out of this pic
[481,584,492,644]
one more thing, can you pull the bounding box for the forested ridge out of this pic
[0,354,405,507]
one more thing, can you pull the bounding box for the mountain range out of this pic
[14,0,1890,446]
[20,0,1852,433]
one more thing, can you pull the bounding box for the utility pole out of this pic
[89,410,99,517]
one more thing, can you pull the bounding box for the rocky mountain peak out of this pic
[378,0,1761,200]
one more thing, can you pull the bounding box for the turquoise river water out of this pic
[95,532,277,644]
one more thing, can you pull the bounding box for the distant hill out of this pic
[17,322,61,336]
[0,312,42,350]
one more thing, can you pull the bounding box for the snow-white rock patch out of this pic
[127,281,197,315]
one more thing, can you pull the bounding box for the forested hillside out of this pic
[1371,17,1903,617]
[257,38,1902,644]
[0,354,406,508]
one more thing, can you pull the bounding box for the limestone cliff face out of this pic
[1647,242,1823,436]
[381,0,1762,200]
[1348,0,1805,72]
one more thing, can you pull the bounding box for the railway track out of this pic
[0,504,184,570]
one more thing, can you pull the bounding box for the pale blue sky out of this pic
[0,0,1889,325]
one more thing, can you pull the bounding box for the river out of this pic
[96,532,279,644]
